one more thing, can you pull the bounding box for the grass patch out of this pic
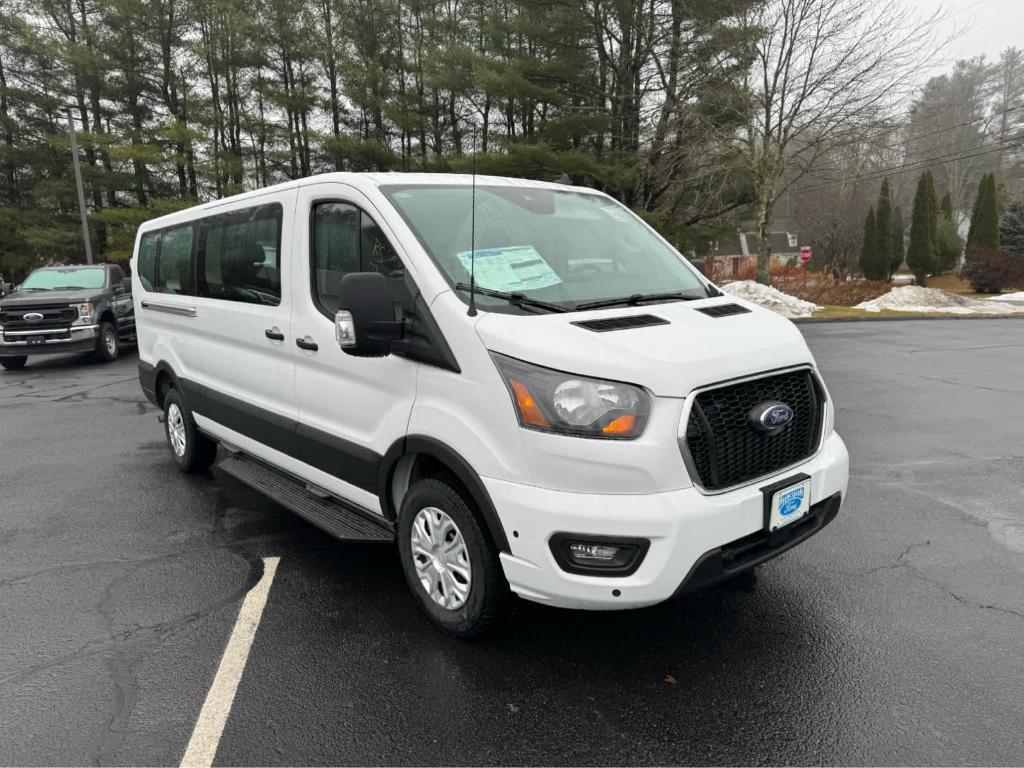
[804,305,1024,321]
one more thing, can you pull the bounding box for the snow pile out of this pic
[856,286,1024,314]
[720,280,819,318]
[987,291,1024,303]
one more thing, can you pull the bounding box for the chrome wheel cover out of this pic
[410,506,472,609]
[167,403,187,457]
[104,329,117,355]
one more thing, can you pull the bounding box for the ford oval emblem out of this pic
[749,401,794,432]
[23,312,44,322]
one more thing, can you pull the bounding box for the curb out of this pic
[794,313,1024,324]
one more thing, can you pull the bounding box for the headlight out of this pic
[491,353,650,439]
[71,303,94,324]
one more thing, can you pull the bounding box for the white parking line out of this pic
[181,556,280,768]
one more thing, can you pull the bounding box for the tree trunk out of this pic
[756,185,775,285]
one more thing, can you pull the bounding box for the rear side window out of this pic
[200,204,283,305]
[156,226,194,295]
[312,202,404,315]
[137,232,158,291]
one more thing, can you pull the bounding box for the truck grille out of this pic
[683,368,825,492]
[0,304,76,331]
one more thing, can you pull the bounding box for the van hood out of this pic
[473,298,815,398]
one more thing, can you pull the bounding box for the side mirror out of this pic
[690,259,707,277]
[336,272,403,357]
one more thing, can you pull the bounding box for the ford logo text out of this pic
[749,401,794,432]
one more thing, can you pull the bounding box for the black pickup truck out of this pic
[0,263,135,370]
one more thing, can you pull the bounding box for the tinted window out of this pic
[200,204,282,305]
[138,233,158,290]
[110,266,126,285]
[156,225,194,295]
[312,202,404,315]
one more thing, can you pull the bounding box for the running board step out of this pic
[218,453,394,542]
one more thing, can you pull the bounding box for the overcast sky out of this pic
[906,0,1023,66]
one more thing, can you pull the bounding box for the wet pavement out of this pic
[1,319,1022,765]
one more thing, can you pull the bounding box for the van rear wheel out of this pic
[163,389,218,473]
[397,477,508,638]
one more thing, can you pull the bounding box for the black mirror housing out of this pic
[690,258,707,277]
[338,272,403,357]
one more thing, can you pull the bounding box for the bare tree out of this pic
[731,0,945,283]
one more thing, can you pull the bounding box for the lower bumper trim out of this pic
[674,491,842,595]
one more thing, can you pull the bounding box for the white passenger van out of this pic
[132,173,849,637]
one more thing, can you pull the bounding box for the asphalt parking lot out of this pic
[2,319,1023,766]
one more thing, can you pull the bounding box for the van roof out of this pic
[136,172,590,233]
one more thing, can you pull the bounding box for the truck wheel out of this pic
[397,477,509,638]
[163,389,218,473]
[1,356,28,371]
[95,322,119,362]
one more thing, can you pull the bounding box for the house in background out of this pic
[708,229,805,279]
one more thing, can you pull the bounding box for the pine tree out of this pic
[940,191,954,220]
[967,173,1001,255]
[860,207,879,279]
[874,179,892,279]
[1001,200,1024,256]
[923,170,940,266]
[891,205,905,273]
[907,172,935,285]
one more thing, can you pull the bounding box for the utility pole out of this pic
[65,107,93,265]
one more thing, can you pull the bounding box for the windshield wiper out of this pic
[573,292,698,311]
[455,283,568,313]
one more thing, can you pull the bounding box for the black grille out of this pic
[684,369,824,491]
[0,304,76,331]
[697,303,751,318]
[572,314,668,332]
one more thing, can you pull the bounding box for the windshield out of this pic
[21,267,106,291]
[381,185,707,313]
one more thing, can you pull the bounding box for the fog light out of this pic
[568,542,621,562]
[551,534,649,576]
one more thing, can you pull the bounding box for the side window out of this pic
[137,232,158,291]
[200,204,282,305]
[360,215,404,277]
[312,202,404,315]
[312,203,359,314]
[156,225,194,295]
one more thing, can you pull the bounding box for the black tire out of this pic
[163,388,218,473]
[1,356,27,371]
[95,321,119,362]
[397,477,509,638]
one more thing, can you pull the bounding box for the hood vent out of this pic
[572,314,669,332]
[697,303,751,318]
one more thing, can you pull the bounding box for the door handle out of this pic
[295,336,318,351]
[265,327,285,341]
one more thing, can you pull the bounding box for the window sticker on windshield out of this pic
[456,245,562,292]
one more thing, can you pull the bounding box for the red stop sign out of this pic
[799,247,812,263]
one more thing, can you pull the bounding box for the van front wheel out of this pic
[397,478,508,638]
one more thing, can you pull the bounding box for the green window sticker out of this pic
[456,245,562,292]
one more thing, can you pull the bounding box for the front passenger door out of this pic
[290,184,419,515]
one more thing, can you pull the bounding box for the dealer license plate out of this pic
[768,480,811,532]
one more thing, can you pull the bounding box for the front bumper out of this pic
[0,325,99,356]
[487,431,849,609]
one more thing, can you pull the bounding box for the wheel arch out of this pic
[379,436,510,553]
